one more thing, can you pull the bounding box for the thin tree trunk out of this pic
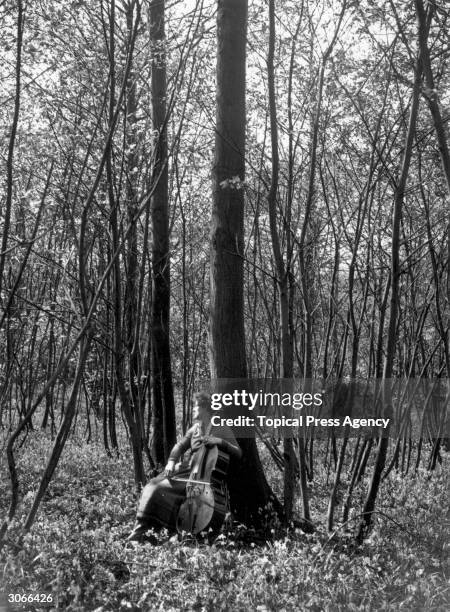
[23,335,92,533]
[356,49,422,543]
[266,0,297,525]
[0,0,24,299]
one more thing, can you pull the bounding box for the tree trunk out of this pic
[150,0,176,464]
[210,0,279,526]
[266,0,302,526]
[23,334,92,533]
[356,48,422,543]
[0,0,23,300]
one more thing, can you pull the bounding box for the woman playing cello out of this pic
[127,391,242,542]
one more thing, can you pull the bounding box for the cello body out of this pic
[176,444,230,536]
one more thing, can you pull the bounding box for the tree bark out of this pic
[210,0,279,526]
[150,0,176,464]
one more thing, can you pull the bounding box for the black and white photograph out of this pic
[0,0,449,610]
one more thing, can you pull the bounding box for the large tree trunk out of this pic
[150,0,176,464]
[210,0,279,526]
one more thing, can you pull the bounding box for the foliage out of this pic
[0,0,449,593]
[1,426,448,611]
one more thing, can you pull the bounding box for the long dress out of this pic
[136,421,241,532]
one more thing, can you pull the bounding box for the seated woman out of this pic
[127,391,242,541]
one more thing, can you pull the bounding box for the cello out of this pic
[175,431,230,536]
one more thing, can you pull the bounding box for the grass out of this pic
[0,424,448,611]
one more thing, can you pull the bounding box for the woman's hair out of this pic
[194,390,212,412]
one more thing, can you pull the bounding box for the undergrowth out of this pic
[0,426,448,611]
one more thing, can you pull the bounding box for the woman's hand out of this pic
[164,460,175,477]
[202,435,222,448]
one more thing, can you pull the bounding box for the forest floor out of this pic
[0,423,448,612]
